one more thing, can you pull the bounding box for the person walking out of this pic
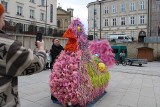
[119,50,125,63]
[0,4,46,107]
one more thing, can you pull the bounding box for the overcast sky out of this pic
[57,0,95,33]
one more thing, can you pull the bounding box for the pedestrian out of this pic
[119,50,125,63]
[50,38,64,70]
[0,4,46,107]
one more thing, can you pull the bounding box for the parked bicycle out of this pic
[115,58,127,66]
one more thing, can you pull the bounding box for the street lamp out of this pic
[99,0,102,39]
[94,3,96,40]
[38,0,48,36]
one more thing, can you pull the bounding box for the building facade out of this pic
[149,0,160,37]
[53,6,73,37]
[87,0,160,41]
[1,0,57,35]
[57,7,73,32]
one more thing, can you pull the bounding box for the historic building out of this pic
[1,0,57,35]
[87,0,160,41]
[56,6,73,36]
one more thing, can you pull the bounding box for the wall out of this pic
[11,34,67,51]
[110,42,160,61]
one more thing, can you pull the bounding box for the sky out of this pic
[57,0,95,33]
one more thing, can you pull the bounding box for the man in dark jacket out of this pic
[50,38,63,69]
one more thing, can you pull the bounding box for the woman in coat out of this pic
[0,4,46,107]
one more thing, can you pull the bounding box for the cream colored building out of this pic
[87,0,149,41]
[57,7,73,31]
[1,0,57,35]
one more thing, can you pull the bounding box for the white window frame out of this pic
[121,4,126,12]
[17,6,23,16]
[131,3,135,11]
[112,5,116,13]
[113,18,116,26]
[40,12,45,21]
[140,1,145,10]
[41,0,45,6]
[30,9,35,19]
[130,16,135,25]
[104,7,109,14]
[121,17,125,25]
[105,19,109,26]
[140,15,145,24]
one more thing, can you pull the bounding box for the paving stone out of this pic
[138,96,156,107]
[119,92,139,107]
[140,87,155,98]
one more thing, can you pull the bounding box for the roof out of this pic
[57,7,71,15]
[137,47,154,50]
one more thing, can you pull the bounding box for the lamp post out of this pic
[45,0,47,36]
[94,3,96,40]
[99,0,102,39]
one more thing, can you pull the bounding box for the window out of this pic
[2,1,8,12]
[57,20,60,27]
[131,3,135,11]
[105,19,108,26]
[30,9,35,18]
[140,1,145,10]
[40,13,44,21]
[94,9,97,15]
[113,18,116,26]
[24,24,29,31]
[30,0,35,3]
[130,16,135,25]
[121,4,126,12]
[104,7,109,14]
[17,6,23,16]
[50,4,53,22]
[121,17,125,25]
[112,5,116,13]
[41,0,45,6]
[140,16,145,24]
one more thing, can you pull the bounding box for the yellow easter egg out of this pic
[98,63,105,72]
[77,26,81,32]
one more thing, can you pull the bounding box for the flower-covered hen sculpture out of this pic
[49,19,115,107]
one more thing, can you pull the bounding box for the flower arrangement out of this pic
[49,19,115,107]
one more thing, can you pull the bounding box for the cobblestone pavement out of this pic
[19,62,160,107]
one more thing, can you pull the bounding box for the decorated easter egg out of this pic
[98,63,105,72]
